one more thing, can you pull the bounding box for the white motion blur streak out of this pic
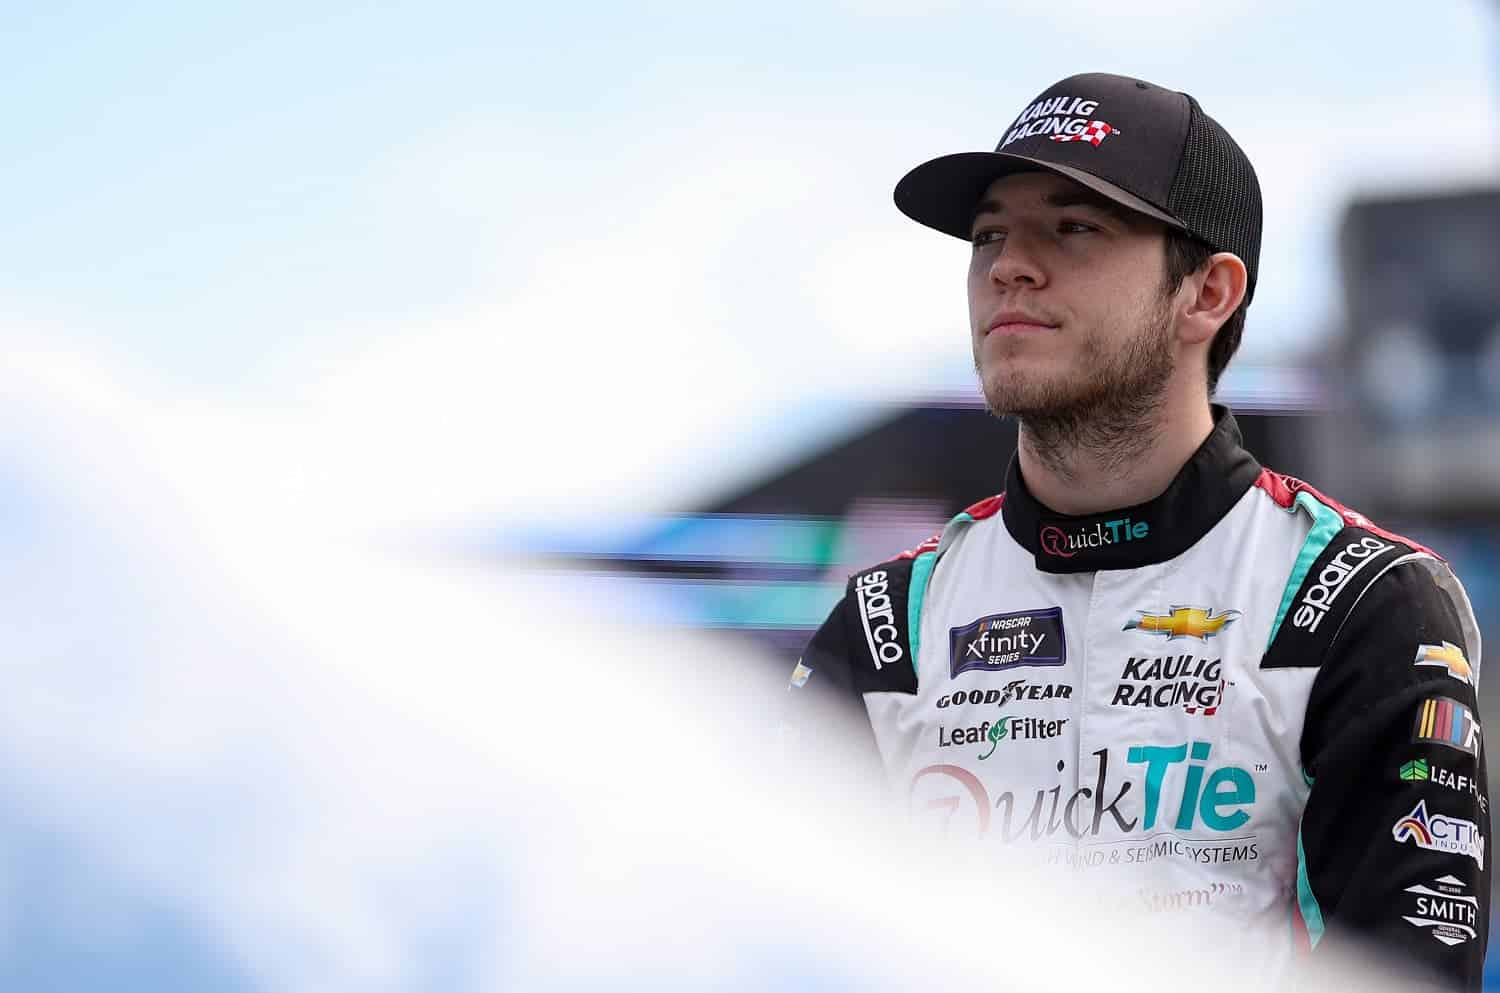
[0,334,1401,992]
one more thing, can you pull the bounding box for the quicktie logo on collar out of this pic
[1039,517,1150,559]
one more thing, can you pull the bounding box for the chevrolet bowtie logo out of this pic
[1414,641,1474,686]
[1124,607,1242,641]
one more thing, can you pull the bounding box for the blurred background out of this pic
[3,0,1500,989]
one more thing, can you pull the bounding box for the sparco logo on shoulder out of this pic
[1293,535,1393,632]
[855,571,902,671]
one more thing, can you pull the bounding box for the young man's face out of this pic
[967,171,1178,420]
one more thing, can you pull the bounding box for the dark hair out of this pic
[1162,229,1248,396]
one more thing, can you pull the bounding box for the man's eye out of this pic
[1059,221,1097,234]
[971,230,1005,248]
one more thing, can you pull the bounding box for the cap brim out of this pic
[893,151,1186,240]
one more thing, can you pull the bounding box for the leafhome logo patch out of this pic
[787,660,813,689]
[1038,518,1148,559]
[1124,606,1241,641]
[936,680,1072,709]
[1000,94,1118,149]
[1414,642,1475,686]
[1413,696,1481,756]
[1400,759,1430,782]
[854,570,902,671]
[1392,799,1485,868]
[1112,655,1225,714]
[1403,875,1479,947]
[1400,757,1486,809]
[949,607,1065,678]
[1292,535,1393,632]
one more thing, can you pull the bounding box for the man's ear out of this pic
[1178,252,1248,346]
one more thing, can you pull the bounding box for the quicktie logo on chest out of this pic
[854,570,903,671]
[909,740,1257,844]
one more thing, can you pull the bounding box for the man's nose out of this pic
[989,234,1046,288]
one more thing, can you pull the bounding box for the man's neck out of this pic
[1015,392,1216,516]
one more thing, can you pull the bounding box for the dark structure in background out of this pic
[1313,186,1500,826]
[1320,187,1500,517]
[720,403,1320,520]
[576,390,1327,661]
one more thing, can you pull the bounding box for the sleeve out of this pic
[1297,560,1491,991]
[779,591,885,792]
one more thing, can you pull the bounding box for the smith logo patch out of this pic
[950,607,1065,678]
[1403,875,1479,947]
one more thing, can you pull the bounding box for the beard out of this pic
[973,296,1175,478]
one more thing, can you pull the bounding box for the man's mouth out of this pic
[986,311,1059,336]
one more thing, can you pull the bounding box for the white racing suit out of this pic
[789,408,1490,990]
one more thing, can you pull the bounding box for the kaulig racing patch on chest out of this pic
[950,607,1065,678]
[1262,526,1411,669]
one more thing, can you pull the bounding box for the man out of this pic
[788,73,1490,989]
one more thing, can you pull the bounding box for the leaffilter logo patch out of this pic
[949,607,1065,678]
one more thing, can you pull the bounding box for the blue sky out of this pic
[1,3,1498,989]
[3,1,1496,526]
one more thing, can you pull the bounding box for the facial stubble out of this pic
[973,295,1176,481]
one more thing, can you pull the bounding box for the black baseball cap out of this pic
[894,72,1262,303]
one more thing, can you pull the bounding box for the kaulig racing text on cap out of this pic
[893,71,1263,303]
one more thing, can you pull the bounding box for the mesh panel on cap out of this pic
[1167,98,1263,303]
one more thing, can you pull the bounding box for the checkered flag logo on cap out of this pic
[1049,121,1119,146]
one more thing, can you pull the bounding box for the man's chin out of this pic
[977,374,1070,419]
